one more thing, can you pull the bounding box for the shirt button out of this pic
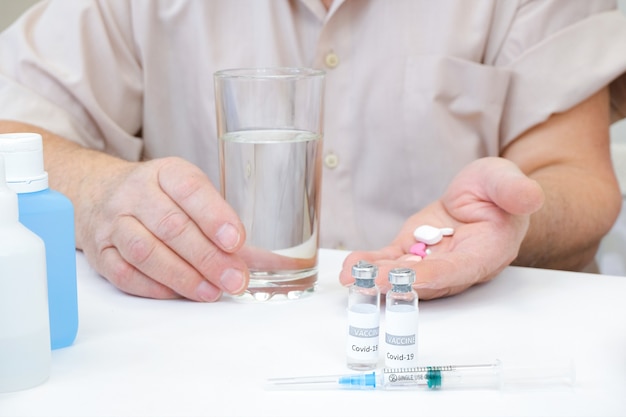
[324,152,339,169]
[325,51,339,69]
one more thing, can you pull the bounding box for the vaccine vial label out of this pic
[346,303,380,369]
[385,304,418,367]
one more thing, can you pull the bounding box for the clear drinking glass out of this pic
[214,67,325,301]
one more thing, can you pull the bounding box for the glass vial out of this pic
[346,261,380,370]
[0,154,51,393]
[385,267,419,368]
[0,133,78,350]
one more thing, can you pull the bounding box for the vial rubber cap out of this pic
[352,260,378,279]
[388,268,415,285]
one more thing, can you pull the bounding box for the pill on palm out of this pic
[411,242,426,251]
[440,227,454,236]
[413,225,443,244]
[413,225,455,244]
[409,242,427,256]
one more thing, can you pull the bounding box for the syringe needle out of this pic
[266,374,350,390]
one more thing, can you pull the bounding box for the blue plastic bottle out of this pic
[0,133,78,349]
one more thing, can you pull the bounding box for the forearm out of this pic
[515,166,621,270]
[504,87,621,271]
[0,120,133,251]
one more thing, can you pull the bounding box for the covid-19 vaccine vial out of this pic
[346,261,380,370]
[385,268,419,368]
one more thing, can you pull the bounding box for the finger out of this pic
[487,163,544,216]
[409,252,504,300]
[129,187,249,295]
[95,246,181,299]
[452,158,544,216]
[157,158,246,253]
[413,284,473,300]
[345,244,505,300]
[110,215,228,302]
[365,257,474,300]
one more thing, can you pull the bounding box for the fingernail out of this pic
[216,223,241,250]
[220,268,245,294]
[405,255,423,262]
[196,281,222,302]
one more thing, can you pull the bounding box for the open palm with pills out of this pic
[339,157,545,299]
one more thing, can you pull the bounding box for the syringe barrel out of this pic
[380,362,502,390]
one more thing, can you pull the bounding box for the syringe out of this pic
[266,360,575,391]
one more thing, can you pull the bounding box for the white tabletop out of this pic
[1,249,625,417]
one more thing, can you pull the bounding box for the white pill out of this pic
[413,225,455,245]
[440,227,455,236]
[413,225,444,244]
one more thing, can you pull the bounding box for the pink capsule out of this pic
[409,242,427,257]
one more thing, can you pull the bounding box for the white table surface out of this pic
[1,249,625,417]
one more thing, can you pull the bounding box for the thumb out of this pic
[488,161,544,215]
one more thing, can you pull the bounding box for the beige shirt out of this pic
[1,0,626,250]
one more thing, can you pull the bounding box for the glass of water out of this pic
[214,67,325,301]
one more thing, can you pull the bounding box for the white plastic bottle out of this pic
[346,261,380,370]
[0,154,51,393]
[385,268,419,368]
[0,132,78,349]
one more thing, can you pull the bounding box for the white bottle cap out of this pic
[0,133,49,193]
[0,154,19,224]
